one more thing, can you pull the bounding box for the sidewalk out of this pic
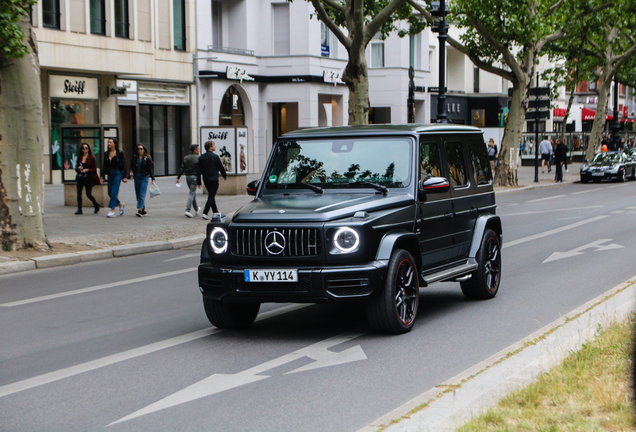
[0,163,582,271]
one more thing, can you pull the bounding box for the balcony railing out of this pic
[207,45,254,56]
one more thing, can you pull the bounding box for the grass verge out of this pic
[458,314,636,432]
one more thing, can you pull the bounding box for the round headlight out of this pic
[210,227,228,254]
[333,227,359,253]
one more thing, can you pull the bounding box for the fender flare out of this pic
[375,231,420,264]
[468,215,503,259]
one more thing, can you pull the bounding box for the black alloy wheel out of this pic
[461,229,501,300]
[619,169,627,182]
[203,297,260,329]
[366,249,419,334]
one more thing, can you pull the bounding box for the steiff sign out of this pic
[107,86,128,97]
[49,75,99,100]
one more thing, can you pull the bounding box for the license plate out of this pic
[244,269,298,282]
[591,172,604,176]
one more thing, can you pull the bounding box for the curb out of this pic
[0,235,205,276]
[362,275,636,432]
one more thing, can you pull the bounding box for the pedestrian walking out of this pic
[74,143,100,215]
[554,139,567,182]
[487,138,498,173]
[198,140,227,220]
[129,144,155,217]
[101,138,127,218]
[538,136,552,174]
[176,144,201,218]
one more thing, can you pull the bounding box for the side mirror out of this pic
[419,177,450,196]
[247,179,260,196]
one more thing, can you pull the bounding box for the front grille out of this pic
[236,275,310,292]
[232,228,321,257]
[326,273,372,297]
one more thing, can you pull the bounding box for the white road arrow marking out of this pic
[543,239,624,263]
[109,331,366,425]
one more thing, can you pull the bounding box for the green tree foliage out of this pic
[307,0,426,124]
[0,0,36,60]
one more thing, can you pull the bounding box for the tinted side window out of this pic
[420,141,442,180]
[444,142,468,187]
[468,140,492,185]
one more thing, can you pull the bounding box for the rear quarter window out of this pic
[468,140,492,185]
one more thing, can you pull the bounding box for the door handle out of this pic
[470,208,478,215]
[444,212,454,219]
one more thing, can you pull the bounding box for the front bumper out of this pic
[198,260,389,303]
[580,170,622,181]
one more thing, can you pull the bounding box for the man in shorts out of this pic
[538,136,553,174]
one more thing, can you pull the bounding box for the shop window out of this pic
[115,0,129,38]
[139,105,186,176]
[321,22,331,57]
[50,100,99,171]
[369,107,391,124]
[90,0,106,35]
[444,142,468,187]
[219,86,245,126]
[173,0,186,51]
[211,0,222,48]
[43,0,61,29]
[272,3,290,56]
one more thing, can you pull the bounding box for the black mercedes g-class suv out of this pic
[198,124,502,334]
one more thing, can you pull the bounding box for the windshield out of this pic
[592,153,621,164]
[265,138,412,189]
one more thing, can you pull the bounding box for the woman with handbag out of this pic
[74,143,100,215]
[129,144,155,217]
[101,138,128,218]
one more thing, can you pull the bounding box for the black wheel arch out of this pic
[375,231,421,275]
[468,215,502,259]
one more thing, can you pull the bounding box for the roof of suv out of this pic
[280,124,483,139]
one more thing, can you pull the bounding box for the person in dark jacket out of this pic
[129,144,155,217]
[176,144,201,218]
[74,143,100,215]
[554,139,567,182]
[198,141,227,220]
[101,138,128,218]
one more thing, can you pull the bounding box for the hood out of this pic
[588,160,619,168]
[232,192,415,222]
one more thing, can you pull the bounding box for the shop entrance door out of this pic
[60,126,118,182]
[119,106,136,162]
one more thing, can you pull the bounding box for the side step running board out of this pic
[422,262,477,285]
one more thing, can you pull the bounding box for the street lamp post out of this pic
[432,0,449,123]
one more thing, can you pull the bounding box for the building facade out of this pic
[194,0,431,174]
[34,0,196,183]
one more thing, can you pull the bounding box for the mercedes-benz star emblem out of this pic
[265,231,286,255]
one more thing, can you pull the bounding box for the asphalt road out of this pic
[2,181,636,432]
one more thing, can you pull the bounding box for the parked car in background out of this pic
[580,151,636,183]
[198,125,503,334]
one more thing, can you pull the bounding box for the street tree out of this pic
[0,0,47,251]
[577,0,636,159]
[308,0,425,125]
[408,0,610,187]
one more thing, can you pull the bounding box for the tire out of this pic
[366,249,419,334]
[461,229,501,300]
[581,178,589,184]
[630,168,636,180]
[203,297,260,329]
[618,170,627,182]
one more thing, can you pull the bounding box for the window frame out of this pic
[370,41,385,68]
[114,0,130,39]
[173,0,186,51]
[90,0,106,35]
[42,0,61,29]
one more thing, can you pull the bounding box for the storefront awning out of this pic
[581,107,613,121]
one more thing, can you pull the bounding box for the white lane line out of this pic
[507,203,520,207]
[503,215,608,249]
[0,304,309,398]
[611,210,625,214]
[499,205,603,217]
[163,253,200,262]
[0,268,198,307]
[526,195,566,203]
[570,189,598,195]
[627,206,636,210]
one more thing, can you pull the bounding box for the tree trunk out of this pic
[0,18,47,251]
[586,79,611,160]
[494,77,530,187]
[343,49,370,125]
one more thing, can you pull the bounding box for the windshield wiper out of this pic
[347,181,388,194]
[284,182,323,194]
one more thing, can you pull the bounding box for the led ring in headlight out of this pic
[333,227,359,253]
[210,227,228,254]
